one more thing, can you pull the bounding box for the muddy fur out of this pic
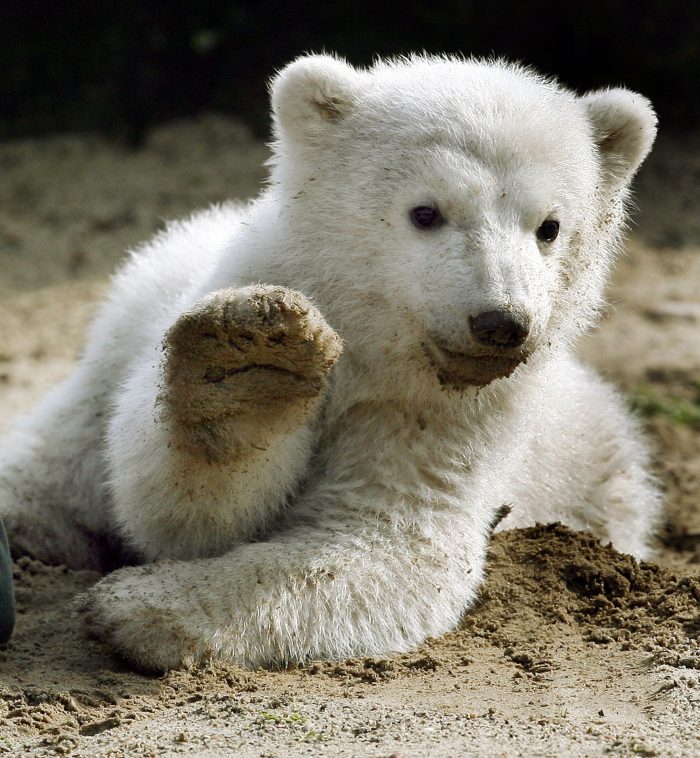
[163,285,341,463]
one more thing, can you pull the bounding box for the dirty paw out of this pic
[75,564,213,673]
[163,285,341,460]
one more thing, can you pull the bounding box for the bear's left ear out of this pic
[270,54,361,142]
[581,88,657,190]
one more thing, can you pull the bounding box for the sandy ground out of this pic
[0,116,698,757]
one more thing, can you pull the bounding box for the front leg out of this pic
[88,402,507,670]
[77,504,491,671]
[107,285,341,561]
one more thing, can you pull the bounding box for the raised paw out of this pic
[163,285,342,461]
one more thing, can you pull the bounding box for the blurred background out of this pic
[2,0,699,141]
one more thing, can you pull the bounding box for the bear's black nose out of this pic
[469,310,531,349]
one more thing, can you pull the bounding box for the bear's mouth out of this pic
[422,339,529,389]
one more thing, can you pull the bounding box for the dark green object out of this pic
[0,516,14,644]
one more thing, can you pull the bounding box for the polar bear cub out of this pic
[0,54,659,671]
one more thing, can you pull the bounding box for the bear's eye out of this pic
[536,219,560,243]
[410,205,444,230]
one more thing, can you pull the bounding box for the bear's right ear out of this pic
[270,54,360,141]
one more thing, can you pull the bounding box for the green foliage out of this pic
[630,382,700,428]
[258,710,306,724]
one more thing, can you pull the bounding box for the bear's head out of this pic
[268,55,656,392]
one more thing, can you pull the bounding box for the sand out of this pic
[0,116,698,756]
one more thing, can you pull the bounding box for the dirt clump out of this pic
[465,525,699,664]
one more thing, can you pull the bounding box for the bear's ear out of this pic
[270,54,360,141]
[581,88,657,190]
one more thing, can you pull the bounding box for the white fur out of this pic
[0,54,660,670]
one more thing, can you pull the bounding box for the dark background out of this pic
[2,1,697,142]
